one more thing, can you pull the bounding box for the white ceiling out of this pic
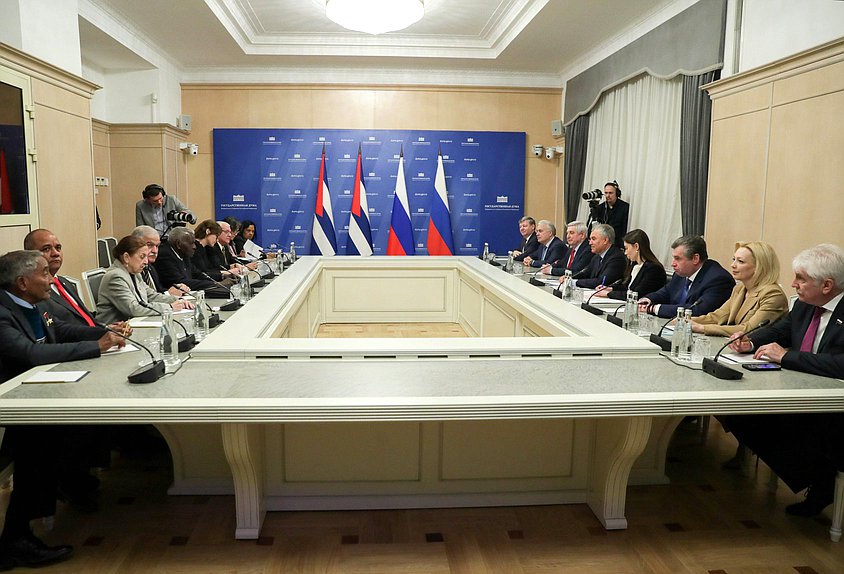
[79,0,684,85]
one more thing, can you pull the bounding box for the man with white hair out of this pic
[726,244,844,518]
[522,220,564,268]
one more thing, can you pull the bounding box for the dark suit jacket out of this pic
[642,259,734,319]
[513,233,539,262]
[153,242,215,291]
[191,241,223,281]
[41,276,98,326]
[601,199,629,247]
[608,261,667,300]
[549,243,594,277]
[750,297,844,379]
[141,264,166,293]
[576,246,627,289]
[528,237,565,268]
[0,290,103,383]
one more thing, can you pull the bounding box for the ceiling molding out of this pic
[204,0,549,59]
[180,65,563,89]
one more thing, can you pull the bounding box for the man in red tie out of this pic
[23,229,98,327]
[726,243,844,517]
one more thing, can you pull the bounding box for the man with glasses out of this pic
[130,226,189,296]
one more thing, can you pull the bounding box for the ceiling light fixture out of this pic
[325,0,424,35]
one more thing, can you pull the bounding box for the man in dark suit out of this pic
[153,227,215,292]
[131,226,190,296]
[639,235,734,318]
[725,244,844,517]
[596,181,629,248]
[540,220,594,278]
[512,216,538,262]
[23,229,98,326]
[571,224,626,290]
[0,250,123,570]
[522,220,565,268]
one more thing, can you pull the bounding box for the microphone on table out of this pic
[606,304,627,327]
[649,299,701,351]
[201,272,241,311]
[139,301,196,352]
[171,284,221,328]
[103,325,165,384]
[702,319,771,380]
[580,278,622,315]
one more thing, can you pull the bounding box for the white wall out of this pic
[0,0,81,76]
[737,0,844,71]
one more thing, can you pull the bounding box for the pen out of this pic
[601,275,606,286]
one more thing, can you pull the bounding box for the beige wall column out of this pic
[106,123,191,239]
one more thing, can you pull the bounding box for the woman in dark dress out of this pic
[595,229,666,300]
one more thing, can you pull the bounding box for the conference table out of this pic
[1,257,842,540]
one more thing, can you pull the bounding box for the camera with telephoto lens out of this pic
[582,189,602,201]
[167,210,197,225]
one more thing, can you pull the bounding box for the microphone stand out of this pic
[139,301,196,352]
[649,299,701,351]
[172,285,221,328]
[702,319,771,380]
[202,272,241,311]
[581,285,614,315]
[606,304,626,327]
[104,326,165,384]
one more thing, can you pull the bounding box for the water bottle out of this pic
[159,308,181,370]
[678,308,694,361]
[505,251,514,273]
[193,290,209,342]
[275,249,283,274]
[482,242,489,261]
[289,242,297,262]
[238,269,251,304]
[560,269,573,302]
[626,291,639,332]
[670,307,685,358]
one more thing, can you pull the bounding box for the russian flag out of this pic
[386,151,415,256]
[346,146,373,256]
[426,151,454,256]
[310,147,337,256]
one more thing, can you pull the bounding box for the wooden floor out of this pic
[316,322,469,338]
[3,421,844,573]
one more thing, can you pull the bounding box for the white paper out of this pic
[128,318,161,328]
[243,239,264,259]
[23,370,88,383]
[719,351,770,365]
[102,343,139,355]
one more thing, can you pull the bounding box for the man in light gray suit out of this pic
[134,184,192,236]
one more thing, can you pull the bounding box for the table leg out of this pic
[588,416,653,530]
[221,423,265,539]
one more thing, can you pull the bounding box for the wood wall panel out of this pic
[763,90,844,275]
[32,103,97,279]
[705,38,844,290]
[182,85,563,232]
[705,109,768,268]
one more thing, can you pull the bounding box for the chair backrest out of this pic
[97,239,112,268]
[82,268,107,308]
[104,236,117,253]
[62,276,87,308]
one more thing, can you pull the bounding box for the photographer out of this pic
[135,183,195,237]
[584,181,629,248]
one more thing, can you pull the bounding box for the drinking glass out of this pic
[692,335,711,363]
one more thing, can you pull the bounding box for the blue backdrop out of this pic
[213,129,525,256]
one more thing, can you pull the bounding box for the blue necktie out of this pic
[678,278,691,305]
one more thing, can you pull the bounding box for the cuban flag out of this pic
[426,151,454,255]
[386,151,415,256]
[346,146,373,256]
[311,147,337,256]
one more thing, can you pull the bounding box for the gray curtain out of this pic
[679,70,720,236]
[563,115,589,224]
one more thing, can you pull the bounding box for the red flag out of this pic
[0,149,13,214]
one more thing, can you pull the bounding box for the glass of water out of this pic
[636,312,652,337]
[692,335,711,363]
